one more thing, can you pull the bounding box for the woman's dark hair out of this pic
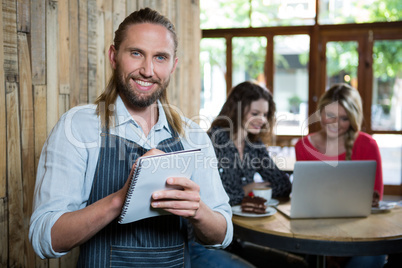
[209,81,276,144]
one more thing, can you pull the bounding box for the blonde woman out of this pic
[295,83,385,268]
[295,83,383,199]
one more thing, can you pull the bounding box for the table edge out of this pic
[234,223,402,256]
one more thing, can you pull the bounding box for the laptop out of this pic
[280,160,376,219]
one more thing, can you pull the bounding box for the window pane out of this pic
[252,0,316,27]
[274,35,310,136]
[326,41,358,89]
[319,0,402,25]
[373,134,402,185]
[371,39,402,131]
[199,38,227,130]
[232,37,267,87]
[200,0,250,29]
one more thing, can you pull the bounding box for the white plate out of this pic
[232,205,277,217]
[267,199,279,207]
[371,201,397,213]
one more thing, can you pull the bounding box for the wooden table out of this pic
[233,202,402,257]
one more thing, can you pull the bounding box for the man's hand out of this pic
[372,190,380,208]
[151,177,201,218]
[117,148,166,204]
[148,149,226,245]
[151,176,226,245]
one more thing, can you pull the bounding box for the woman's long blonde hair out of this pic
[318,83,363,160]
[94,8,183,136]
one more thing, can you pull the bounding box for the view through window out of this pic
[199,38,226,130]
[200,0,402,186]
[274,35,310,136]
[319,0,401,24]
[325,41,358,89]
[232,37,267,87]
[371,39,402,132]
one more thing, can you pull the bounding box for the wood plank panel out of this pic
[30,0,46,85]
[6,82,24,267]
[46,0,59,134]
[177,0,186,113]
[60,247,79,268]
[125,0,137,14]
[87,0,98,103]
[0,198,7,267]
[49,258,60,268]
[17,32,36,267]
[184,0,193,117]
[112,0,125,34]
[135,0,148,11]
[3,0,18,82]
[168,0,179,113]
[191,1,201,119]
[79,0,88,104]
[0,0,7,199]
[33,85,47,173]
[95,0,106,98]
[0,1,7,265]
[69,0,80,106]
[159,0,168,16]
[59,94,70,117]
[33,84,47,268]
[16,0,30,33]
[103,0,112,87]
[35,257,49,268]
[58,0,70,95]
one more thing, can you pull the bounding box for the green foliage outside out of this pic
[200,0,401,89]
[326,42,358,79]
[369,0,402,23]
[232,37,266,81]
[373,40,402,81]
[326,0,402,81]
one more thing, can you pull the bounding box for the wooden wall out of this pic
[0,0,201,267]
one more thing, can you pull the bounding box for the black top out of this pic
[208,127,291,206]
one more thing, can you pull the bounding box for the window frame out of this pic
[202,19,402,195]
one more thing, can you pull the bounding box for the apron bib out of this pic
[77,127,187,267]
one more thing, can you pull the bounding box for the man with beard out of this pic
[29,8,233,267]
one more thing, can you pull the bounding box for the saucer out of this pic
[267,199,279,207]
[371,201,397,213]
[232,205,277,217]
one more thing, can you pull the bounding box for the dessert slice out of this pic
[241,194,267,214]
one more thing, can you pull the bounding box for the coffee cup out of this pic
[253,187,272,204]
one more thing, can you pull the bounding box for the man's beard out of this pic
[116,70,169,108]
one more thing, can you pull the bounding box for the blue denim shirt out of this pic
[29,96,233,259]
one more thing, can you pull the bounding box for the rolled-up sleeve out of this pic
[29,105,100,258]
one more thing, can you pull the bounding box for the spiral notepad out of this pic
[119,148,201,224]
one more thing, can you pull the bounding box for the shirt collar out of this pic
[153,100,171,134]
[114,95,172,134]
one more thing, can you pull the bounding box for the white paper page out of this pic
[119,149,201,224]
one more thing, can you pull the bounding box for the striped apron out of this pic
[77,126,189,267]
